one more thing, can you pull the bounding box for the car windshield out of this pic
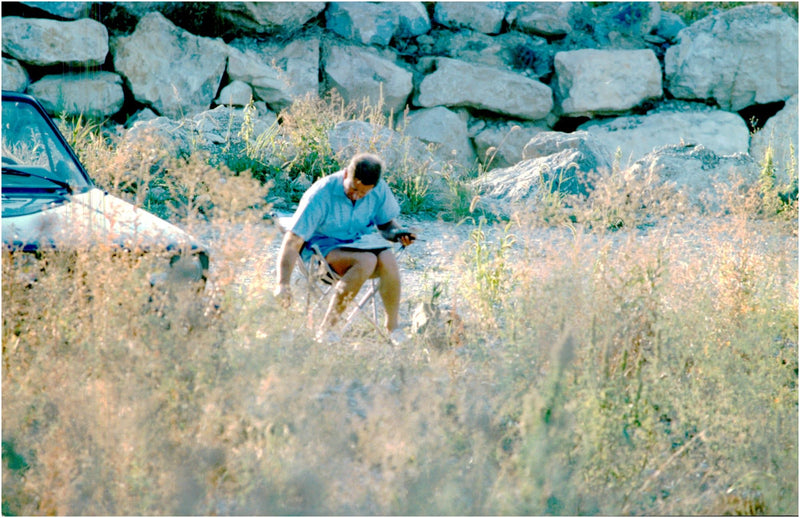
[2,98,91,193]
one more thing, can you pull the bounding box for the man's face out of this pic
[343,169,374,201]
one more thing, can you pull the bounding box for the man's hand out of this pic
[396,231,416,247]
[274,283,292,308]
[383,227,417,247]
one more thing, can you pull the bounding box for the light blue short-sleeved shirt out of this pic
[289,170,401,258]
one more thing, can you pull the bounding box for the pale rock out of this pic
[665,4,798,111]
[217,2,326,34]
[28,72,125,118]
[192,105,277,150]
[475,130,613,214]
[215,81,254,107]
[225,44,294,111]
[579,105,750,165]
[433,2,506,35]
[2,16,108,67]
[323,45,413,116]
[325,2,399,46]
[555,48,662,116]
[653,11,686,42]
[2,58,29,92]
[269,37,320,101]
[473,120,549,169]
[415,58,553,121]
[628,144,759,211]
[506,2,573,37]
[404,107,476,172]
[329,120,433,173]
[393,2,431,38]
[113,12,227,118]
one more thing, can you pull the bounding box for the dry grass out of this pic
[3,100,797,515]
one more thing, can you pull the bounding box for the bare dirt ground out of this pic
[200,211,797,340]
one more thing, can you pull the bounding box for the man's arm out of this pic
[274,231,305,306]
[378,219,416,247]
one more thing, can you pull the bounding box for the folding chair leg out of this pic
[371,279,379,322]
[340,280,383,335]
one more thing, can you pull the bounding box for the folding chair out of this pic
[273,213,405,337]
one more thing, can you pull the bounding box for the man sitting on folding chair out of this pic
[274,153,416,343]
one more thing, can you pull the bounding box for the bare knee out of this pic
[352,253,378,281]
[376,250,400,283]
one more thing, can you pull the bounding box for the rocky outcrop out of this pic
[2,1,797,215]
[325,2,400,47]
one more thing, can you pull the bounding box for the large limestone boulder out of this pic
[2,17,108,67]
[325,2,399,46]
[554,49,662,117]
[750,96,799,183]
[579,104,750,165]
[228,37,319,106]
[28,72,125,118]
[415,58,553,121]
[323,45,413,116]
[404,107,476,172]
[2,58,29,92]
[264,37,321,101]
[217,2,325,35]
[475,130,613,214]
[113,12,228,119]
[628,144,759,211]
[328,120,434,173]
[433,2,506,35]
[225,41,305,111]
[665,4,798,111]
[473,120,549,169]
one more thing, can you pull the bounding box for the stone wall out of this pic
[2,2,798,209]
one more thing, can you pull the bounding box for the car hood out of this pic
[2,188,204,253]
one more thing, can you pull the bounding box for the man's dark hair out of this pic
[349,153,384,186]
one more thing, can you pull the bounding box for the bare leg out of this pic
[375,249,401,331]
[321,249,378,330]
